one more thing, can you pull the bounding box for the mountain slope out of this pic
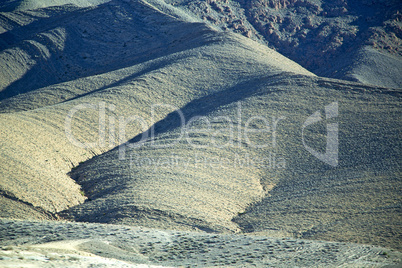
[0,0,111,12]
[64,73,401,249]
[0,0,313,221]
[0,0,202,101]
[166,0,402,88]
[0,0,400,255]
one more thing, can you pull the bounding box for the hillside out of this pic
[0,0,110,12]
[167,0,402,88]
[0,0,313,219]
[0,0,401,267]
[63,73,401,251]
[1,218,401,267]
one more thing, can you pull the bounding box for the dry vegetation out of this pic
[168,0,402,88]
[0,0,401,267]
[1,219,401,267]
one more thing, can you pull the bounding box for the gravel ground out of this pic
[1,219,401,267]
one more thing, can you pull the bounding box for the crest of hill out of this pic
[0,0,400,253]
[0,0,111,12]
[0,0,310,103]
[0,0,313,222]
[165,0,402,89]
[64,74,401,250]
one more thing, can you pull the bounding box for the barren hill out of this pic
[0,0,313,219]
[167,0,402,88]
[0,0,401,266]
[0,0,110,12]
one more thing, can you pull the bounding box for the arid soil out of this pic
[0,0,401,267]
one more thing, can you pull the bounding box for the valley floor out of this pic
[0,219,401,267]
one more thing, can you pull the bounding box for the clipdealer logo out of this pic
[64,101,339,168]
[302,102,339,167]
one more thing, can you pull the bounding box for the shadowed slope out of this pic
[164,0,402,88]
[0,0,400,253]
[0,0,313,220]
[342,46,402,89]
[65,73,401,250]
[0,0,204,100]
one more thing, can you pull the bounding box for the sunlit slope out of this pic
[1,0,399,251]
[0,0,200,101]
[166,0,402,89]
[65,73,401,249]
[0,0,110,12]
[0,0,314,220]
[344,46,402,89]
[232,80,402,250]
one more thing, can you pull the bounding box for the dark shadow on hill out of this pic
[235,0,401,81]
[0,0,219,101]
[61,53,192,104]
[66,72,304,196]
[124,73,297,148]
[65,73,401,238]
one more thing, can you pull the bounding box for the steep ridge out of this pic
[0,0,202,100]
[64,72,401,249]
[0,0,110,12]
[0,0,313,221]
[164,0,402,88]
[0,0,400,253]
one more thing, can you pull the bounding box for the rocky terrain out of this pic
[1,219,402,267]
[167,0,402,88]
[0,0,401,267]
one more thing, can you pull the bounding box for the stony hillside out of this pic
[167,0,402,88]
[0,0,313,221]
[1,218,401,267]
[0,0,401,266]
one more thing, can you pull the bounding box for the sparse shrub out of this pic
[380,251,389,257]
[237,211,246,216]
